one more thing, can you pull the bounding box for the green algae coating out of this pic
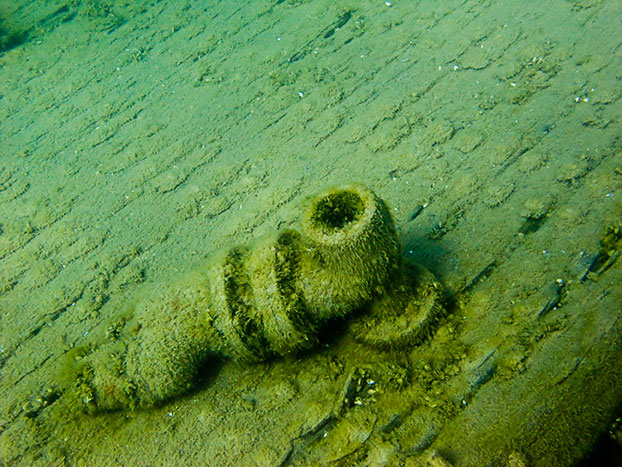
[1,0,621,465]
[59,185,441,413]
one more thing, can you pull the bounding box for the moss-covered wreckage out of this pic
[62,184,443,412]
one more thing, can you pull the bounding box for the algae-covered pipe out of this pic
[64,184,438,412]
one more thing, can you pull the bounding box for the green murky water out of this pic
[1,1,621,465]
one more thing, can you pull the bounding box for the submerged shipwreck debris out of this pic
[61,184,443,412]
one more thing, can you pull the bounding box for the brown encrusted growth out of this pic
[62,184,443,412]
[223,247,269,360]
[299,185,401,321]
[349,261,445,349]
[308,189,365,232]
[273,229,318,352]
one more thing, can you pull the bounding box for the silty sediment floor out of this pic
[1,1,621,465]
